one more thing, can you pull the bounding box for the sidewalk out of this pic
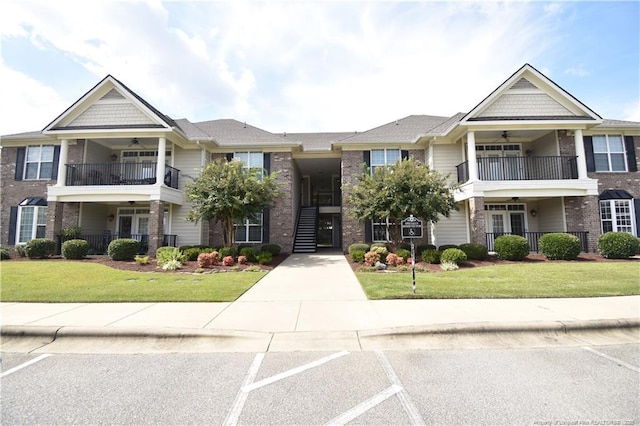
[1,252,639,353]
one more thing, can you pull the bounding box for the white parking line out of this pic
[1,354,52,378]
[582,346,640,372]
[324,385,403,426]
[375,350,426,425]
[223,353,265,426]
[242,350,349,392]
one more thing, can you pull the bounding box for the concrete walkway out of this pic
[1,251,639,353]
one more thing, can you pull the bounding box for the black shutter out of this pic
[8,206,18,244]
[15,147,25,180]
[624,136,637,172]
[401,150,409,160]
[226,153,233,162]
[51,145,61,180]
[363,151,370,167]
[635,199,640,237]
[263,153,271,174]
[364,219,372,243]
[583,136,595,172]
[262,208,270,243]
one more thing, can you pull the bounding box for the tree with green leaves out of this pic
[185,158,281,246]
[345,157,458,249]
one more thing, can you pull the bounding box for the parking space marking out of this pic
[375,350,426,425]
[582,346,640,372]
[223,353,265,426]
[324,384,403,426]
[0,354,51,378]
[242,350,349,392]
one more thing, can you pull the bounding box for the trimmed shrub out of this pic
[440,248,467,265]
[256,251,273,265]
[395,248,411,262]
[108,238,140,261]
[197,252,218,268]
[238,255,248,264]
[598,232,640,259]
[0,246,10,260]
[155,246,185,266]
[494,235,529,261]
[421,249,441,264]
[222,255,235,266]
[416,244,436,254]
[134,255,150,265]
[162,259,183,271]
[219,246,236,258]
[539,233,581,260]
[364,251,380,267]
[184,247,214,261]
[370,244,389,257]
[61,239,89,260]
[239,247,257,262]
[350,249,366,263]
[25,238,56,259]
[386,253,403,266]
[438,244,458,251]
[348,243,370,255]
[260,244,282,256]
[458,243,489,261]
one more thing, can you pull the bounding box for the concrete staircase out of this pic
[292,206,318,253]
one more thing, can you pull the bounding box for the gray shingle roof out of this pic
[191,119,297,146]
[338,115,455,144]
[598,119,640,128]
[285,132,355,151]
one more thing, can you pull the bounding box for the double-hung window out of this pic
[234,214,263,243]
[234,152,264,178]
[372,217,394,242]
[370,149,400,174]
[24,145,55,180]
[600,199,635,234]
[593,135,627,172]
[17,204,47,244]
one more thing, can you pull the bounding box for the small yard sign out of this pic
[402,215,422,294]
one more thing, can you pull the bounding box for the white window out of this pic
[600,200,635,234]
[235,214,263,243]
[234,152,264,178]
[24,145,55,180]
[593,135,627,172]
[372,217,394,242]
[17,205,47,244]
[370,149,400,174]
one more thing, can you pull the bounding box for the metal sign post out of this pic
[401,215,423,294]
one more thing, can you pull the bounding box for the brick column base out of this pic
[148,200,164,255]
[468,197,486,246]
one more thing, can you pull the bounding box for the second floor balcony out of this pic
[65,162,180,189]
[456,156,578,183]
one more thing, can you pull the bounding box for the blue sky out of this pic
[1,1,638,136]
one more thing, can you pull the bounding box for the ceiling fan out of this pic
[128,137,147,149]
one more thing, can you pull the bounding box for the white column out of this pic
[467,131,479,181]
[156,137,166,185]
[574,129,588,179]
[56,139,69,186]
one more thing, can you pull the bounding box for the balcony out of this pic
[456,156,578,183]
[65,163,180,189]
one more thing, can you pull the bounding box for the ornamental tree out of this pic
[345,157,458,249]
[185,158,281,246]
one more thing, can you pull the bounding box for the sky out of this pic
[0,0,638,137]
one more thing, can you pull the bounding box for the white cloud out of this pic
[623,101,640,122]
[564,66,590,77]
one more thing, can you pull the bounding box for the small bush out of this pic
[494,235,529,261]
[458,243,488,261]
[62,239,89,259]
[256,251,273,265]
[364,251,380,267]
[348,243,370,255]
[396,242,411,251]
[598,232,640,259]
[416,244,436,254]
[440,261,460,271]
[0,246,10,260]
[197,252,218,268]
[134,255,150,265]
[239,247,257,262]
[438,244,458,251]
[107,238,140,261]
[25,238,56,259]
[155,247,185,266]
[539,233,581,260]
[237,255,248,264]
[162,259,183,271]
[371,245,389,258]
[395,248,411,262]
[421,249,441,264]
[260,244,282,256]
[222,255,235,266]
[440,248,467,265]
[350,249,366,263]
[184,247,213,261]
[15,245,26,257]
[386,253,403,266]
[219,246,236,258]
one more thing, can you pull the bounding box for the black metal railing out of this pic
[65,163,180,189]
[313,191,341,207]
[485,231,589,253]
[456,156,578,183]
[56,233,178,255]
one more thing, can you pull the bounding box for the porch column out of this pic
[56,139,69,186]
[148,200,164,255]
[467,132,479,181]
[574,129,588,179]
[156,137,166,186]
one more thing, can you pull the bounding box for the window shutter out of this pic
[262,208,270,243]
[363,151,370,167]
[226,153,233,162]
[583,136,595,172]
[401,150,409,160]
[8,206,18,244]
[263,153,271,174]
[15,147,25,180]
[51,145,61,179]
[364,219,372,243]
[635,199,640,237]
[624,136,637,172]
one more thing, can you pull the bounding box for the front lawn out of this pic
[357,261,640,299]
[0,261,265,302]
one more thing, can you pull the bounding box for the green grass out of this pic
[0,261,266,302]
[357,262,640,299]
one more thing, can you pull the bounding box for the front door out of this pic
[118,216,132,238]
